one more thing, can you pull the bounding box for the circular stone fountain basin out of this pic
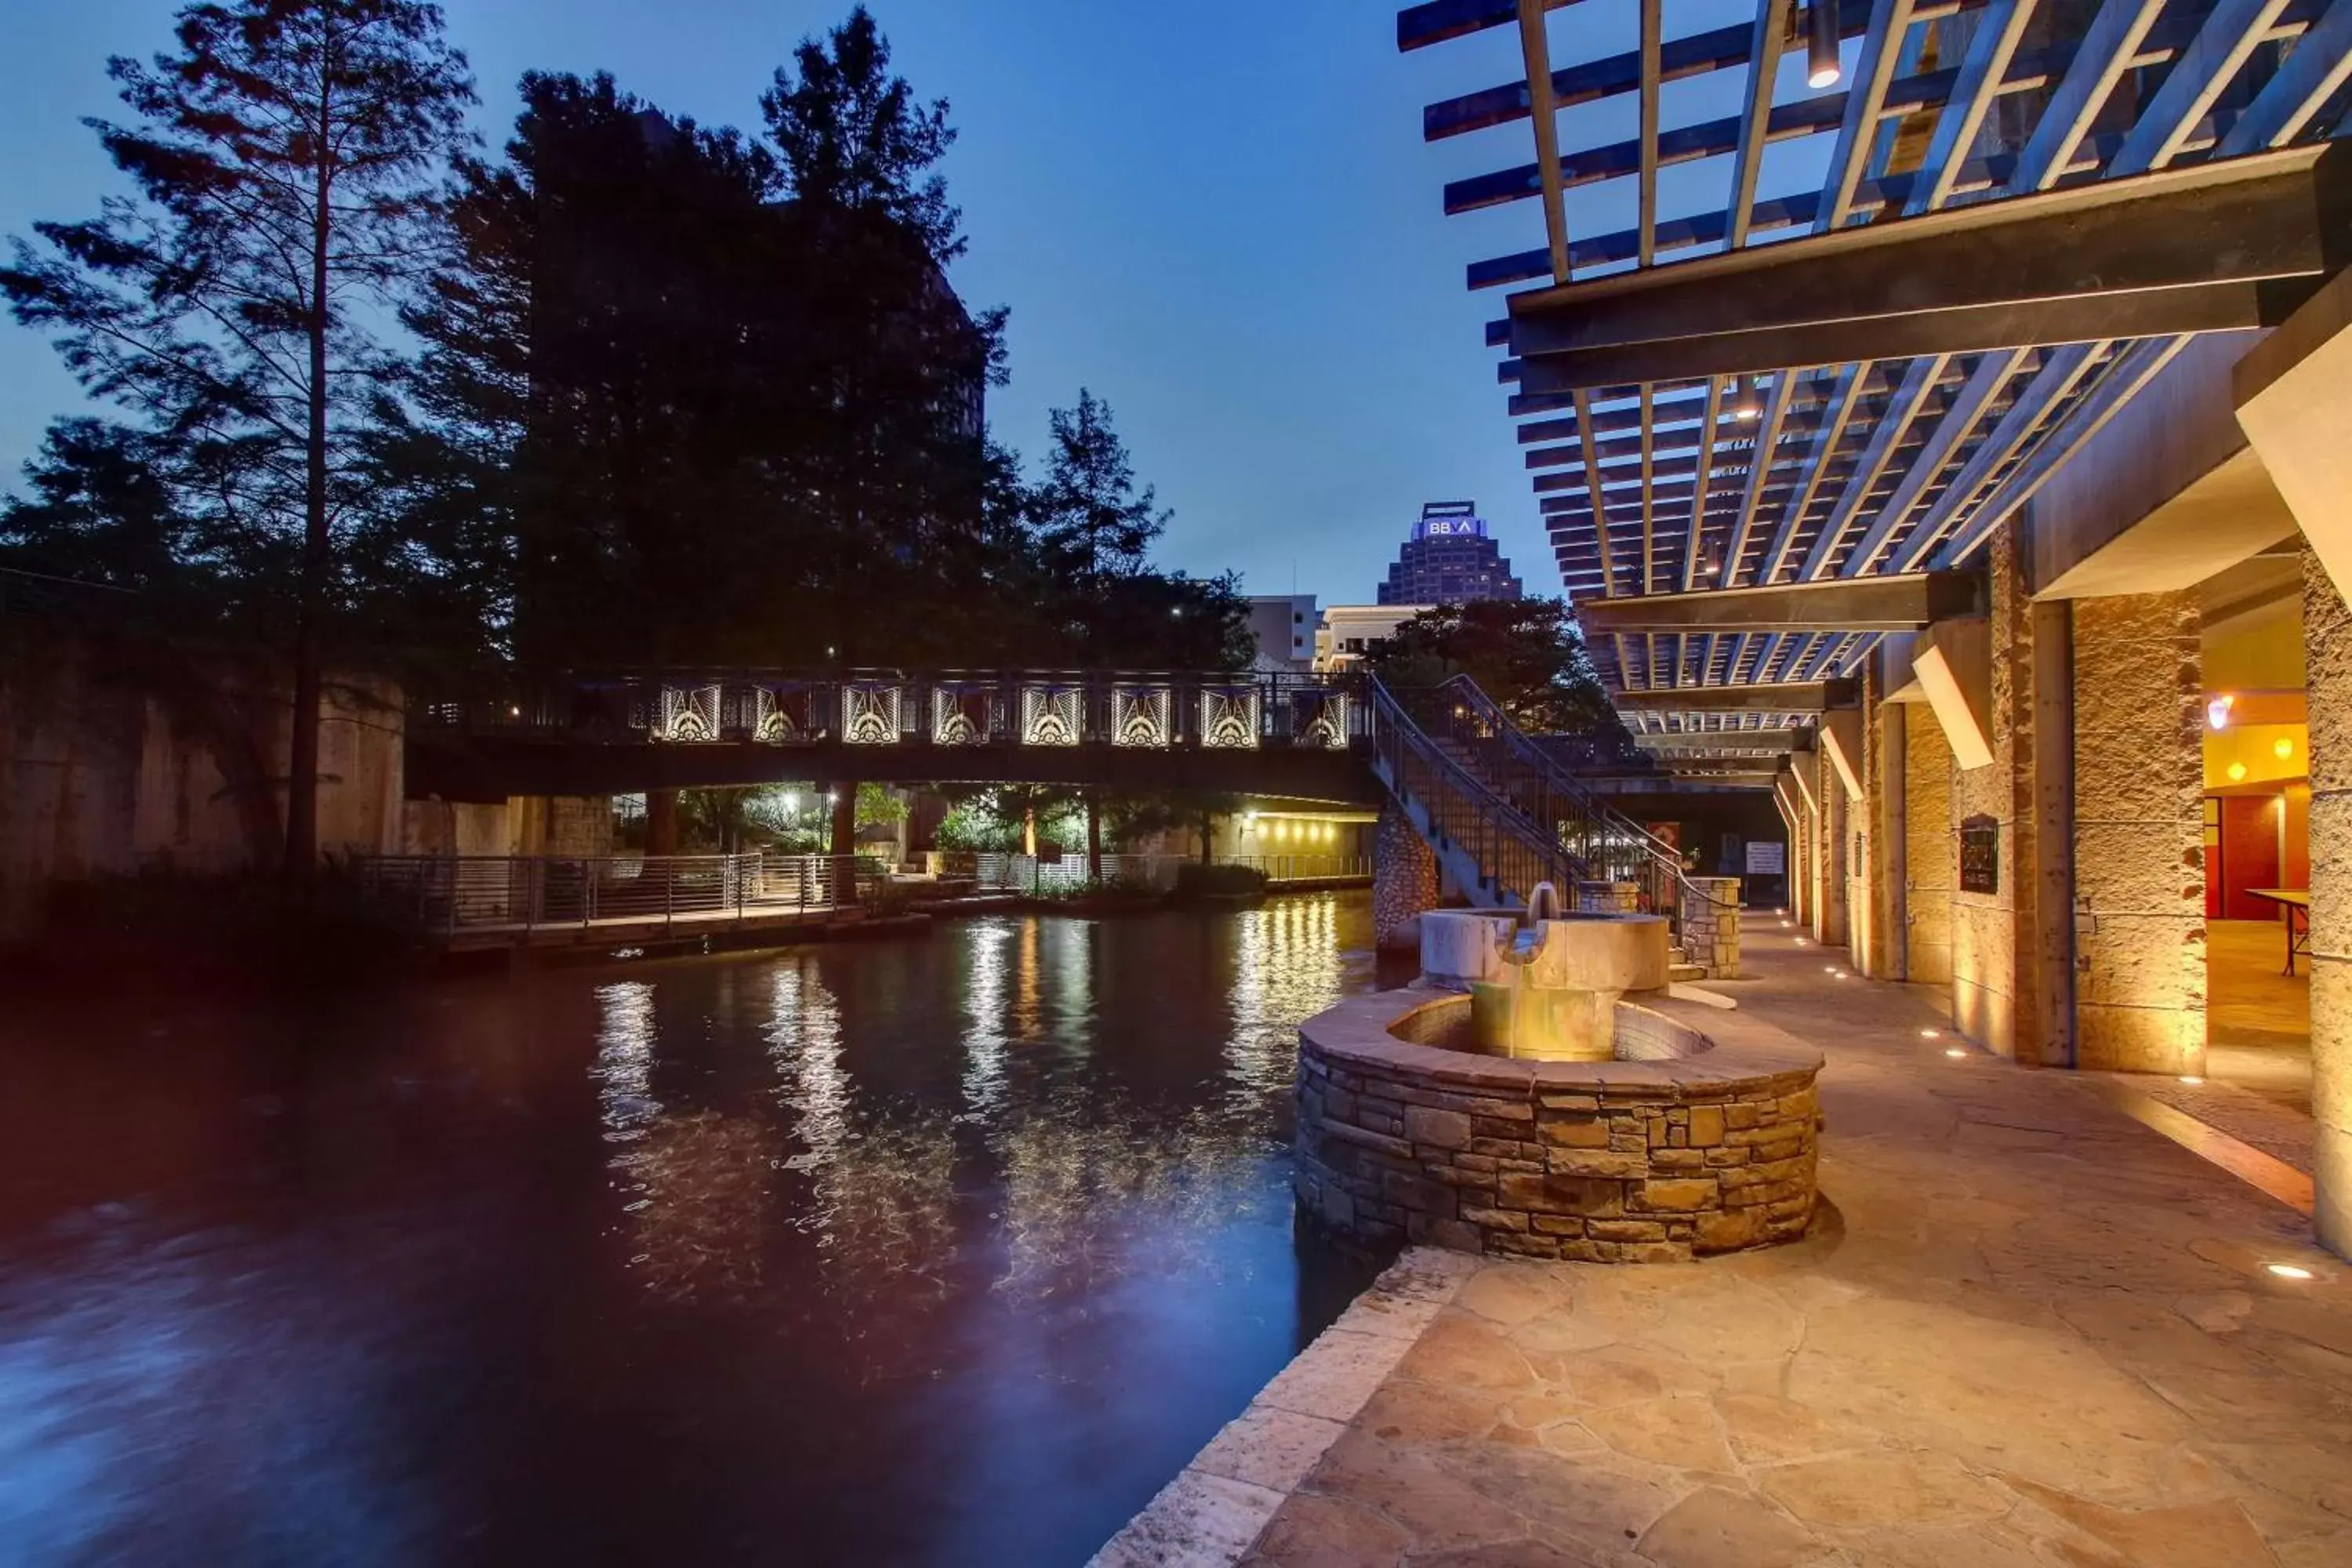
[1294,988,1823,1262]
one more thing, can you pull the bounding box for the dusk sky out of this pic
[2,1,1792,607]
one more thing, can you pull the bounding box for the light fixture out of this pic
[2266,1262,2316,1280]
[2228,761,2249,783]
[1944,1047,1966,1058]
[2180,1075,2203,1085]
[783,791,800,812]
[1731,376,1763,421]
[2275,737,2296,760]
[2207,693,2234,730]
[1920,1028,1940,1039]
[1806,0,1842,89]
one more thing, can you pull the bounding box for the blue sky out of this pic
[0,2,1798,605]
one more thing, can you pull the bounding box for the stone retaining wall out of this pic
[1295,990,1821,1263]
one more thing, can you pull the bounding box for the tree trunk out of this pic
[285,68,336,880]
[1086,790,1102,881]
[1198,811,1214,865]
[831,786,857,858]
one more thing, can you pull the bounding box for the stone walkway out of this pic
[1229,928,2352,1568]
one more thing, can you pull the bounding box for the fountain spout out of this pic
[1525,880,1563,924]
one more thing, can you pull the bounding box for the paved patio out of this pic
[1229,927,2352,1567]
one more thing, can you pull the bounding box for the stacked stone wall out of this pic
[1904,704,1955,984]
[1371,800,1439,949]
[1294,994,1820,1264]
[2071,591,2206,1073]
[1679,877,1742,978]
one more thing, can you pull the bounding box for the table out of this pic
[2245,887,2310,976]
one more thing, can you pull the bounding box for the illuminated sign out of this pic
[1414,503,1487,541]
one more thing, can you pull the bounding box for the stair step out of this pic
[1668,962,1707,983]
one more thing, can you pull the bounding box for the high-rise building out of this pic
[1377,502,1523,605]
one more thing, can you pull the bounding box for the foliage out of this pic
[855,781,909,827]
[1173,861,1268,899]
[1365,597,1621,736]
[934,787,1082,852]
[2,0,477,871]
[1110,789,1244,862]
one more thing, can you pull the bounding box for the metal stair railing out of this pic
[1417,675,1737,938]
[1364,675,1580,908]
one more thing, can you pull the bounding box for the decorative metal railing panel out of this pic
[413,669,1371,753]
[1109,684,1172,748]
[1020,682,1083,746]
[1365,674,1578,911]
[1199,685,1261,749]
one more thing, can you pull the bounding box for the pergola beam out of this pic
[1575,572,1981,633]
[1636,729,1806,754]
[1505,142,2349,391]
[1616,680,1849,714]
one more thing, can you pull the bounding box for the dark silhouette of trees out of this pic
[2,0,475,874]
[1367,597,1620,735]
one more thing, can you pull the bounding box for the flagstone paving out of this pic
[1238,927,2352,1568]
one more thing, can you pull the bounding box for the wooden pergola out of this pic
[1402,0,2352,755]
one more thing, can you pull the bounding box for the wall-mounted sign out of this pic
[1959,813,2000,894]
[1744,840,1785,876]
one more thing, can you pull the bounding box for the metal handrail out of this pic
[1423,675,1738,926]
[347,851,869,936]
[1363,674,1581,908]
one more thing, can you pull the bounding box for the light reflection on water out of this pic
[0,892,1384,1566]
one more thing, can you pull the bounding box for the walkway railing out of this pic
[936,851,1372,894]
[416,666,1366,753]
[1417,675,1736,931]
[350,852,873,936]
[1364,675,1582,907]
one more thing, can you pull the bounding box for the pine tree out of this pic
[2,0,474,876]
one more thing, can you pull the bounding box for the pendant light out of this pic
[1807,0,1842,89]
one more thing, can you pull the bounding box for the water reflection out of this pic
[0,892,1383,1567]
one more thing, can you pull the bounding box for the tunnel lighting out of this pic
[2275,737,2296,759]
[2266,1263,2316,1280]
[2208,694,2235,729]
[1806,0,1842,89]
[2228,761,2249,782]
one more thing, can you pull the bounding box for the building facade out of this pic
[1313,603,1432,673]
[1245,594,1319,673]
[1377,502,1523,605]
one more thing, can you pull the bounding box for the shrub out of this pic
[1174,862,1269,898]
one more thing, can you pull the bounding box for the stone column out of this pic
[1875,695,1910,980]
[2071,591,2204,1074]
[1372,800,1439,951]
[2303,550,2352,1253]
[1904,706,1955,985]
[645,789,679,856]
[1813,745,1849,950]
[830,786,857,858]
[1679,877,1742,978]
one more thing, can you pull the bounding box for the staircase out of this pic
[1365,673,1717,978]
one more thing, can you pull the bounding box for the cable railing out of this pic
[348,851,876,937]
[1415,675,1737,931]
[1364,674,1581,909]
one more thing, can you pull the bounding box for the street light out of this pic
[1807,0,1842,89]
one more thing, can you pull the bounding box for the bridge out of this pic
[395,664,1737,958]
[408,668,1385,804]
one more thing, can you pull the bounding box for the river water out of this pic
[0,892,1395,1566]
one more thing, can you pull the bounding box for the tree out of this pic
[2,0,475,876]
[1366,598,1619,735]
[1034,389,1169,587]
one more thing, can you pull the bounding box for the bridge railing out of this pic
[349,851,871,936]
[1364,675,1581,907]
[415,667,1368,753]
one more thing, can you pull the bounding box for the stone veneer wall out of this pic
[1576,880,1639,914]
[1295,993,1820,1263]
[1904,704,1955,985]
[1679,877,1741,978]
[2301,547,2351,1254]
[1951,530,2036,1054]
[1372,800,1439,949]
[2071,591,2206,1073]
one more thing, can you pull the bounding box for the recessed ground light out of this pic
[2266,1263,2316,1280]
[1919,1028,1940,1040]
[1824,965,1837,973]
[2180,1075,2204,1085]
[1944,1047,1966,1058]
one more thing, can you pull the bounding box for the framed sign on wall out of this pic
[1959,814,1999,895]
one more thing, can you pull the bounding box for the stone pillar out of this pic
[1372,800,1439,951]
[1904,706,1955,985]
[1576,880,1639,914]
[1679,877,1743,978]
[830,786,856,858]
[2071,591,2204,1074]
[1874,694,1909,980]
[1813,745,1849,950]
[1950,529,2038,1056]
[2302,549,2352,1253]
[645,789,679,856]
